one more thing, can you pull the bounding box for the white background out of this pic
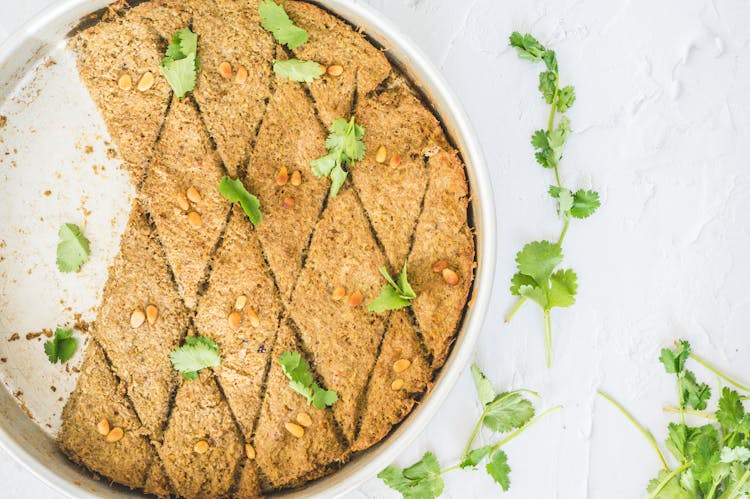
[2,0,750,497]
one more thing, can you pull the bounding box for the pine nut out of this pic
[146,304,158,325]
[375,145,387,163]
[228,311,241,330]
[442,268,459,286]
[327,65,344,76]
[105,427,124,443]
[246,308,260,328]
[187,211,202,228]
[219,61,232,79]
[234,295,247,311]
[194,439,209,454]
[393,359,411,373]
[245,444,256,459]
[136,71,155,92]
[235,65,249,84]
[276,167,289,186]
[389,154,402,167]
[130,308,145,328]
[96,418,110,436]
[186,186,201,203]
[432,260,448,273]
[296,412,313,428]
[290,170,302,186]
[285,422,305,438]
[177,191,190,211]
[117,74,132,91]
[348,291,363,307]
[331,287,347,301]
[391,378,405,391]
[283,197,295,208]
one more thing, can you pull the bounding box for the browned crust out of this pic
[141,96,230,310]
[91,201,189,440]
[158,367,244,498]
[253,319,348,491]
[59,341,156,489]
[289,187,388,443]
[246,49,330,301]
[352,310,431,451]
[409,150,475,368]
[279,0,391,125]
[143,458,173,498]
[70,7,172,184]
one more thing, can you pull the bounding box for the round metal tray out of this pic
[0,1,496,497]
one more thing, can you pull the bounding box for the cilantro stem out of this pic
[727,468,750,498]
[557,216,570,246]
[461,389,541,458]
[438,464,462,476]
[647,462,691,499]
[662,406,717,421]
[504,297,527,323]
[706,481,720,499]
[488,405,562,453]
[543,310,552,368]
[681,343,750,393]
[597,391,669,471]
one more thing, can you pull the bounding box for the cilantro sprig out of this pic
[279,351,338,409]
[368,264,416,313]
[218,176,262,226]
[505,32,600,368]
[378,364,561,498]
[259,0,308,50]
[311,116,366,197]
[56,223,90,273]
[44,328,78,364]
[160,28,199,99]
[273,59,323,83]
[170,336,221,380]
[600,340,750,498]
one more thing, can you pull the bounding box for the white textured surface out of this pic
[2,0,750,497]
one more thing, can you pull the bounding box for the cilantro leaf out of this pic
[509,32,546,61]
[273,59,323,82]
[218,176,262,226]
[665,422,689,463]
[259,0,308,50]
[515,241,562,286]
[44,328,77,364]
[721,446,750,464]
[160,28,199,98]
[278,351,337,409]
[471,364,497,406]
[378,452,444,499]
[538,70,557,104]
[170,336,220,379]
[571,190,601,218]
[556,85,576,112]
[678,370,711,411]
[368,264,416,313]
[647,469,692,498]
[486,449,511,491]
[483,392,535,433]
[509,272,537,296]
[659,340,691,374]
[717,388,745,433]
[531,117,571,169]
[56,223,91,273]
[311,117,365,197]
[459,445,492,469]
[548,269,577,308]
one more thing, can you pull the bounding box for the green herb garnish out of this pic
[378,364,561,498]
[218,176,262,226]
[170,336,220,380]
[311,116,365,197]
[44,328,78,364]
[368,264,416,313]
[279,351,338,409]
[273,59,323,82]
[160,28,199,99]
[600,340,750,498]
[259,0,308,50]
[505,32,600,368]
[56,223,90,273]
